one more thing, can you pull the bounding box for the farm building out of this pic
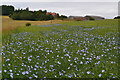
[46,12,59,18]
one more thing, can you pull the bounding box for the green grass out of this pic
[2,19,119,78]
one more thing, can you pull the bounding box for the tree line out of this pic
[0,5,67,21]
[114,16,120,19]
[0,5,14,15]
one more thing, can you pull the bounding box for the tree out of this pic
[58,15,67,20]
[1,5,14,15]
[85,16,95,20]
[10,9,54,21]
[10,10,33,20]
[5,5,66,21]
[114,16,120,19]
[26,7,29,11]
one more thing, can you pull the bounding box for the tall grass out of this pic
[2,16,69,33]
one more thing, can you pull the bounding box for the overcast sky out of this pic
[1,1,119,19]
[1,0,120,2]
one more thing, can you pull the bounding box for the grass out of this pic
[2,16,69,33]
[1,17,119,78]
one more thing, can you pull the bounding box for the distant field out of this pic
[2,16,69,33]
[1,18,119,78]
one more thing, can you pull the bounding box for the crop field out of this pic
[1,19,119,78]
[2,16,68,33]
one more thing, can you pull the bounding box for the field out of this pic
[1,16,119,78]
[2,16,68,33]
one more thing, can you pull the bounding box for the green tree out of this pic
[114,16,120,19]
[58,15,67,20]
[85,16,95,20]
[0,5,14,15]
[10,10,33,20]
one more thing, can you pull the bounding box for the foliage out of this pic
[9,8,54,21]
[26,23,31,26]
[9,10,33,20]
[85,16,95,20]
[114,16,120,19]
[58,15,67,20]
[0,5,14,15]
[1,5,68,21]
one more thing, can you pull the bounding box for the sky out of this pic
[0,1,119,19]
[1,0,120,2]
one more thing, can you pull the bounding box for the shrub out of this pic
[114,16,120,19]
[26,23,31,26]
[58,15,67,20]
[89,17,95,20]
[85,16,95,20]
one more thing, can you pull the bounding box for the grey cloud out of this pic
[1,0,119,2]
[1,2,118,19]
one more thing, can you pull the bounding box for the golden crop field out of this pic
[2,16,69,33]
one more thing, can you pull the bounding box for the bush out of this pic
[26,23,31,26]
[114,16,120,19]
[89,17,95,20]
[58,15,67,20]
[85,16,95,20]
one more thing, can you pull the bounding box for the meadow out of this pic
[2,16,68,33]
[1,17,119,78]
